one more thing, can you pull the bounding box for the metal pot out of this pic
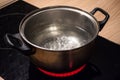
[5,6,109,73]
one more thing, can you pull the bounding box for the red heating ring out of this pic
[38,64,86,77]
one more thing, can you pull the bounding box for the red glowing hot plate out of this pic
[38,64,86,77]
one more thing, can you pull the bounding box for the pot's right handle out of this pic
[90,7,110,31]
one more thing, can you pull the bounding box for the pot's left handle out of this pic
[4,33,34,55]
[90,7,110,31]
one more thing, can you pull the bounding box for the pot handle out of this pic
[4,33,34,55]
[90,7,110,31]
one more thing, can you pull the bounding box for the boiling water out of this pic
[33,24,92,50]
[41,36,82,50]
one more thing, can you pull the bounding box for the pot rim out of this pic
[19,6,99,51]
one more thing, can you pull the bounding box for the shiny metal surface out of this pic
[30,23,92,50]
[20,6,99,51]
[19,6,100,72]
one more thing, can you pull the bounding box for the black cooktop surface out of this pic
[0,1,120,80]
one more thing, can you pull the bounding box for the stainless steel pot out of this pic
[5,6,109,73]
